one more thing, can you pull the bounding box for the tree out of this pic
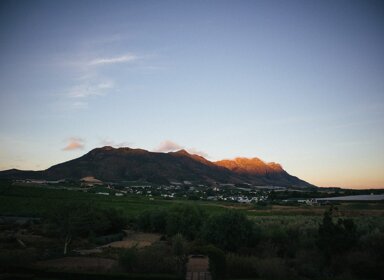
[47,202,93,254]
[166,204,206,239]
[172,233,187,275]
[202,211,254,251]
[318,207,358,257]
[46,202,126,254]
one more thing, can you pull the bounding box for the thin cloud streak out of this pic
[154,140,183,152]
[89,54,138,66]
[154,140,209,158]
[71,101,89,110]
[100,139,132,148]
[187,148,209,158]
[62,137,85,151]
[68,80,114,98]
[60,51,150,110]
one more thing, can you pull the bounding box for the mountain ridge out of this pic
[0,146,315,188]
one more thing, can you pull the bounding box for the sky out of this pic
[0,0,383,189]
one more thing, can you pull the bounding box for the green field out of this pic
[0,184,231,217]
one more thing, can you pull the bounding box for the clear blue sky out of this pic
[1,0,383,188]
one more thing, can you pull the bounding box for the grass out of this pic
[0,184,227,217]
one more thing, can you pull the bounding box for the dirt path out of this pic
[75,231,161,255]
[186,255,211,280]
[101,231,161,249]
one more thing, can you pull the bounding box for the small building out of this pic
[81,176,103,187]
[96,192,109,196]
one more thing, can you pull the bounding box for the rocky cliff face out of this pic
[215,157,284,175]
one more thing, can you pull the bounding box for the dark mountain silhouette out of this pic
[0,146,315,188]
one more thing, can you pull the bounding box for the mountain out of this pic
[215,158,312,188]
[0,146,315,188]
[215,158,284,175]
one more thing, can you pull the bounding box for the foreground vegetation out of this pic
[0,182,383,279]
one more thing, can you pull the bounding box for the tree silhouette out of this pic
[318,206,357,257]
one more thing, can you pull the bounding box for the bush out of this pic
[226,253,259,278]
[137,243,177,274]
[318,208,358,257]
[257,257,290,280]
[293,249,324,279]
[360,230,384,260]
[119,243,177,274]
[100,207,127,234]
[345,250,384,279]
[0,248,39,269]
[119,246,139,272]
[226,254,290,280]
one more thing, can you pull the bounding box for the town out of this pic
[14,176,384,206]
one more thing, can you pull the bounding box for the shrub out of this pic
[137,243,177,274]
[0,248,39,269]
[119,246,139,272]
[360,230,384,259]
[257,257,289,280]
[226,253,259,278]
[100,207,127,234]
[119,243,177,274]
[226,254,290,280]
[345,250,383,279]
[293,249,324,279]
[318,208,358,257]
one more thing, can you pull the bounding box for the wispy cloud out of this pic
[60,50,151,110]
[63,52,139,109]
[187,148,209,158]
[68,80,114,99]
[100,139,131,148]
[71,101,89,110]
[153,140,209,158]
[89,54,138,66]
[62,137,85,151]
[154,140,184,152]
